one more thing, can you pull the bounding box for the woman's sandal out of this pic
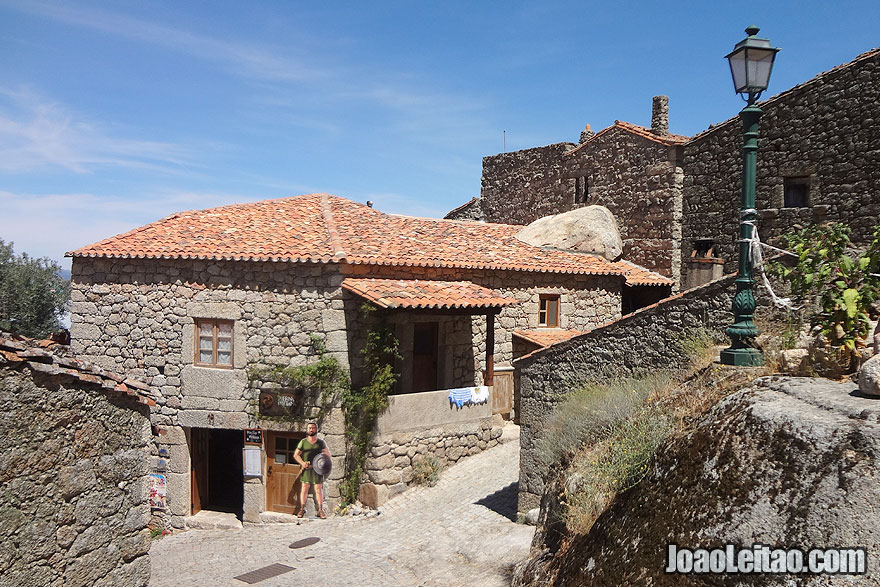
[318,509,326,519]
[297,509,305,518]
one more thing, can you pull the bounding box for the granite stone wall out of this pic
[682,49,879,284]
[515,274,738,512]
[360,417,503,506]
[70,256,621,524]
[0,368,152,587]
[443,197,484,221]
[480,128,684,284]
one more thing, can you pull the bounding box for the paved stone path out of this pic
[149,427,534,586]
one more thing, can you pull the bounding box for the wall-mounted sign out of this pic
[259,388,304,417]
[244,428,263,445]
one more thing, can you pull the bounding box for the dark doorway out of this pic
[190,428,244,519]
[412,322,439,392]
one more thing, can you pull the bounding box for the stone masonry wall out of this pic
[515,273,738,512]
[565,128,683,281]
[70,256,621,523]
[360,417,503,506]
[443,197,484,221]
[481,143,576,226]
[0,368,152,587]
[70,256,352,524]
[480,129,684,284]
[681,48,880,285]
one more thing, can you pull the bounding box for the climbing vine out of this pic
[247,334,349,427]
[338,304,400,504]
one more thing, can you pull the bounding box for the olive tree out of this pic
[0,240,70,338]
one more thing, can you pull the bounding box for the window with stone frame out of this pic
[783,176,811,208]
[574,176,590,205]
[539,294,560,328]
[195,319,234,368]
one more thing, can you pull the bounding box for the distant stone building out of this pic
[455,47,880,290]
[444,196,483,221]
[0,334,154,587]
[67,194,670,526]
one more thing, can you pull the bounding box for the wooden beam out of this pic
[484,312,495,387]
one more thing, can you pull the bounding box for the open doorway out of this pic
[190,428,244,519]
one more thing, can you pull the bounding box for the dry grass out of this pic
[549,327,771,535]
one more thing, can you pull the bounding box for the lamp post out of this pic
[720,25,780,367]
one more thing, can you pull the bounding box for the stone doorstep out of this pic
[184,510,243,530]
[258,511,309,525]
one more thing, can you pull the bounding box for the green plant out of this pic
[769,223,880,368]
[247,334,349,426]
[149,527,170,540]
[677,326,718,370]
[412,455,444,487]
[537,373,672,469]
[339,304,400,504]
[563,406,672,534]
[0,240,70,338]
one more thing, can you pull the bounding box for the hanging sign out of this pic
[259,387,304,417]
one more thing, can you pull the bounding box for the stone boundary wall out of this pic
[360,416,503,507]
[0,364,153,586]
[515,273,738,512]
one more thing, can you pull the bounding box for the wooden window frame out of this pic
[539,295,560,328]
[194,319,234,368]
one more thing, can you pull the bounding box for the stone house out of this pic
[66,193,671,526]
[453,46,880,290]
[0,333,155,587]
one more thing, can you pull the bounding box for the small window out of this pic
[574,176,590,204]
[195,319,233,368]
[539,295,560,327]
[783,177,810,208]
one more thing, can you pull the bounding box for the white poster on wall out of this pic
[243,446,262,478]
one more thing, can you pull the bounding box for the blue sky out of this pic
[1,0,878,267]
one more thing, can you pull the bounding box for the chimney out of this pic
[651,95,669,136]
[579,123,594,144]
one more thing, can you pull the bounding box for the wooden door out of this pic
[190,428,209,515]
[413,322,439,392]
[492,367,514,418]
[266,433,305,514]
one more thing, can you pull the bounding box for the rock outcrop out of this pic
[514,376,880,586]
[515,205,623,261]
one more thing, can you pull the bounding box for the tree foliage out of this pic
[0,240,70,338]
[769,223,880,356]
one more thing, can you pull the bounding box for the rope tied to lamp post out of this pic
[738,208,801,311]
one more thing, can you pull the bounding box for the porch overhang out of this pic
[341,278,516,312]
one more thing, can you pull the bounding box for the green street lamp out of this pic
[720,25,780,367]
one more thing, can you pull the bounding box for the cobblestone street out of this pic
[149,426,533,586]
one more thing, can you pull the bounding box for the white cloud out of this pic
[0,87,192,173]
[0,189,273,265]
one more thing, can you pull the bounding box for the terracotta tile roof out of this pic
[513,328,586,348]
[68,194,628,278]
[0,333,156,406]
[611,260,675,287]
[342,278,516,310]
[566,120,689,156]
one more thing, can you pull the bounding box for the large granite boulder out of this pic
[514,376,880,586]
[515,205,623,261]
